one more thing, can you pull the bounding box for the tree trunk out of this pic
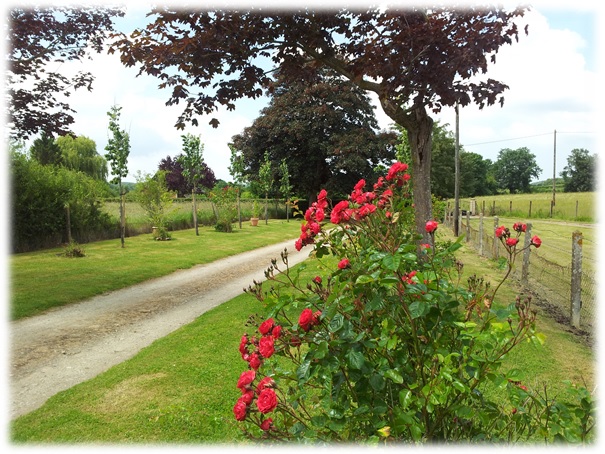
[192,189,199,236]
[65,204,72,244]
[407,108,434,243]
[378,99,434,242]
[237,190,242,229]
[119,182,125,248]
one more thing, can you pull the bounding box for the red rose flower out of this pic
[354,179,366,191]
[338,258,351,269]
[258,318,274,336]
[330,200,350,224]
[256,376,275,393]
[260,418,274,431]
[386,162,409,181]
[299,308,314,331]
[259,335,275,358]
[313,276,322,285]
[304,207,314,223]
[294,238,303,251]
[309,221,321,235]
[239,335,248,355]
[312,310,322,327]
[495,225,507,238]
[506,237,519,247]
[513,222,527,232]
[249,352,262,370]
[356,203,377,219]
[531,235,542,248]
[233,399,248,421]
[425,220,438,233]
[271,325,282,338]
[256,388,278,414]
[236,370,256,390]
[240,390,254,405]
[373,176,385,190]
[315,208,325,222]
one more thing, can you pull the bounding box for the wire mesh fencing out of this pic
[445,211,596,337]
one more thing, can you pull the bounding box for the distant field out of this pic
[446,191,596,223]
[100,199,290,240]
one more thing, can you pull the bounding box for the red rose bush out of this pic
[233,162,592,443]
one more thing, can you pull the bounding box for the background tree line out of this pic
[10,8,596,252]
[11,92,596,254]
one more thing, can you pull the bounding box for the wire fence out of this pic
[445,212,596,338]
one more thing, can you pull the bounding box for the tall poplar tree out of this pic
[179,133,207,236]
[104,104,130,248]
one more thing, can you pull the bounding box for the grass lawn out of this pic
[9,220,302,320]
[462,215,596,272]
[445,231,595,390]
[450,191,596,222]
[9,229,594,444]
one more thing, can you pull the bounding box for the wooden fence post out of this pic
[493,216,499,259]
[521,223,532,285]
[479,213,484,256]
[571,231,583,328]
[529,200,532,218]
[576,200,579,219]
[446,202,451,227]
[509,200,512,214]
[465,210,471,242]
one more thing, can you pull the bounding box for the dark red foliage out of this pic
[7,6,125,140]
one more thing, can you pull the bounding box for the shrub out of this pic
[233,163,594,444]
[215,219,234,232]
[132,170,175,240]
[11,150,113,252]
[62,240,85,257]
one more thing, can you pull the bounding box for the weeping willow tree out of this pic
[55,134,108,180]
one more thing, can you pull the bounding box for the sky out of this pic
[6,0,603,185]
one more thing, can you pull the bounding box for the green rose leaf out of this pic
[346,350,365,369]
[385,369,404,384]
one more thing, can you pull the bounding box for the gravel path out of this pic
[9,239,308,420]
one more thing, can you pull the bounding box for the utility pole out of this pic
[453,103,460,237]
[552,129,557,207]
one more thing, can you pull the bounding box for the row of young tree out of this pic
[8,6,596,241]
[10,124,219,252]
[7,4,534,243]
[12,74,595,253]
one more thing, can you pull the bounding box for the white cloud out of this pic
[431,8,597,180]
[13,4,599,184]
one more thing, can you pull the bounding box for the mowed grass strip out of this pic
[444,231,595,392]
[10,258,333,444]
[10,221,302,320]
[463,216,596,272]
[10,232,594,444]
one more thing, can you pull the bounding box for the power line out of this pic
[465,131,594,147]
[465,132,551,146]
